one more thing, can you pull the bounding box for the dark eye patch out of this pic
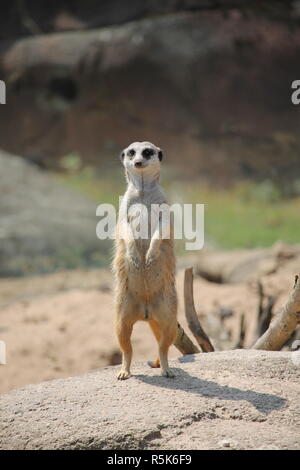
[142,148,154,159]
[128,149,136,157]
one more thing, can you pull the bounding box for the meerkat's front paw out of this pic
[145,250,159,268]
[161,368,175,378]
[117,369,131,380]
[131,256,141,269]
[127,251,141,269]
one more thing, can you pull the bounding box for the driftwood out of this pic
[253,274,300,350]
[173,323,200,355]
[254,280,276,343]
[183,268,214,352]
[235,313,246,349]
[172,267,214,355]
[173,267,299,356]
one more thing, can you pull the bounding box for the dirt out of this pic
[0,259,298,394]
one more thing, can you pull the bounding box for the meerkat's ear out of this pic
[158,149,163,161]
[119,150,125,163]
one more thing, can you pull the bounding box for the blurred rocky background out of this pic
[1,1,300,185]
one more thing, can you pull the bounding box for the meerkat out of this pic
[113,141,178,379]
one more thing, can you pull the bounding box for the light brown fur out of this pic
[113,141,178,379]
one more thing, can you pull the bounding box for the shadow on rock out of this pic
[135,368,287,414]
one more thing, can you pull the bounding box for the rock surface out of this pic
[1,350,299,450]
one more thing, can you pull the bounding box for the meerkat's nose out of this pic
[134,161,143,168]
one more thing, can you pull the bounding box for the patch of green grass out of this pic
[56,166,300,250]
[55,166,125,207]
[181,182,300,249]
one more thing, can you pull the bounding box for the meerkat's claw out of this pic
[127,253,140,269]
[117,370,131,380]
[161,369,175,378]
[145,252,158,268]
[131,257,140,269]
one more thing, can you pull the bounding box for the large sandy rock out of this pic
[1,350,299,450]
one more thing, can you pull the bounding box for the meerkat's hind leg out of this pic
[160,350,176,377]
[152,317,177,378]
[159,320,177,378]
[116,316,134,380]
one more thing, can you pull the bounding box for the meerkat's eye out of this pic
[128,149,136,157]
[142,148,154,159]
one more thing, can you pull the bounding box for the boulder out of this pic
[1,349,299,450]
[0,150,109,276]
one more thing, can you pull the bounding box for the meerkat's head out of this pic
[120,141,163,182]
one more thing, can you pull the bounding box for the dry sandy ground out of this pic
[0,262,297,394]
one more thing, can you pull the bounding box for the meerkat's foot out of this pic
[147,358,161,368]
[117,369,131,380]
[161,368,175,378]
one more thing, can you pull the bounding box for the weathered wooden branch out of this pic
[252,274,300,350]
[184,267,214,352]
[235,313,246,349]
[173,322,200,355]
[253,280,276,342]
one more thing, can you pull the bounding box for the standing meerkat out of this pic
[113,141,178,379]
